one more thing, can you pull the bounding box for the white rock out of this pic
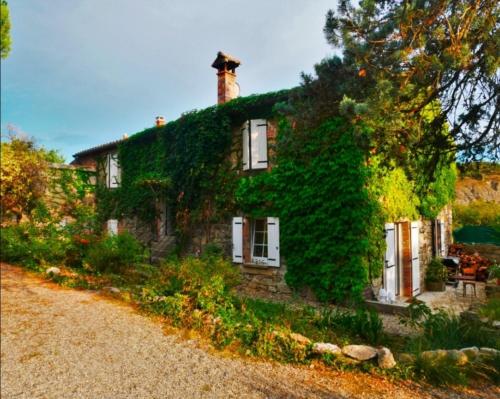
[107,287,120,294]
[312,343,341,355]
[447,349,468,366]
[46,267,61,276]
[377,347,396,369]
[480,347,500,357]
[460,346,479,359]
[342,345,377,361]
[493,321,500,329]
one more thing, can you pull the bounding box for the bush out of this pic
[158,255,240,294]
[454,200,500,229]
[401,302,500,352]
[85,232,146,273]
[316,307,384,345]
[425,258,447,284]
[0,222,68,269]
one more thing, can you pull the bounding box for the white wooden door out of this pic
[411,221,421,296]
[384,223,397,299]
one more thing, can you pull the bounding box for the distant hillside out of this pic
[455,163,500,205]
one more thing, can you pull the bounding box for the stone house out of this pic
[72,51,453,302]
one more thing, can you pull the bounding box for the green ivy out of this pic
[95,87,456,303]
[96,90,291,232]
[237,118,385,303]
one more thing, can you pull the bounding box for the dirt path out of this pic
[0,263,496,399]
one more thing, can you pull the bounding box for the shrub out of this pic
[402,302,500,352]
[479,298,500,322]
[453,200,500,229]
[0,222,68,269]
[85,232,146,273]
[316,307,384,345]
[158,255,240,294]
[413,352,468,386]
[425,258,447,284]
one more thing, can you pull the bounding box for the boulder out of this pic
[46,267,61,276]
[342,345,377,361]
[460,346,479,359]
[447,349,468,366]
[104,287,121,294]
[421,349,448,361]
[312,343,341,356]
[480,347,500,357]
[377,347,396,369]
[290,333,311,346]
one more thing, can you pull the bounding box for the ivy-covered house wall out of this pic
[74,88,456,304]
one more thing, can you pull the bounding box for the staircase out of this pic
[150,236,176,263]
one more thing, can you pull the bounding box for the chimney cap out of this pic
[211,51,241,71]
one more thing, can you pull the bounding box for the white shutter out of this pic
[250,119,268,170]
[384,223,397,298]
[108,153,120,188]
[242,122,250,171]
[107,219,118,235]
[440,220,446,256]
[411,221,420,295]
[232,217,243,263]
[267,217,280,267]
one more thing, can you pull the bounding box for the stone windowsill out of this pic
[242,263,274,270]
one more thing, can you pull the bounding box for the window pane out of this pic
[252,219,268,260]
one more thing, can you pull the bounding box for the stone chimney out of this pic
[156,116,166,127]
[211,51,241,104]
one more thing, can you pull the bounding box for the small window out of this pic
[251,219,268,262]
[107,219,118,235]
[242,119,268,171]
[232,216,279,267]
[106,152,121,188]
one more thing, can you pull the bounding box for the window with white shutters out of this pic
[267,217,280,267]
[241,119,268,171]
[106,152,121,188]
[107,219,118,235]
[232,217,243,263]
[232,216,280,267]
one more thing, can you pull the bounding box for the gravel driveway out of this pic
[1,263,496,399]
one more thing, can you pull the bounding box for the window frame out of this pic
[242,119,268,171]
[251,218,269,264]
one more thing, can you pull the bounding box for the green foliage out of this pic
[316,307,384,346]
[401,302,500,352]
[479,298,500,322]
[454,201,500,229]
[0,220,68,270]
[97,90,290,233]
[368,162,420,221]
[413,353,469,386]
[238,118,385,302]
[1,0,11,59]
[324,1,499,161]
[418,162,457,219]
[85,232,147,274]
[458,162,500,179]
[425,258,447,284]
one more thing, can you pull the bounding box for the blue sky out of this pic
[1,0,336,161]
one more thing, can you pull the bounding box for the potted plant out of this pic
[425,258,447,291]
[488,263,500,285]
